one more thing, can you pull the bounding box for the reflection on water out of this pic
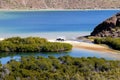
[0,48,120,64]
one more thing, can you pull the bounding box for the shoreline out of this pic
[0,9,120,12]
[0,38,119,54]
[48,40,118,54]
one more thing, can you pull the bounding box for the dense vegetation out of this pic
[0,37,72,52]
[94,37,120,50]
[0,56,120,80]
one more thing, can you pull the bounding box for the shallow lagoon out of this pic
[0,48,120,64]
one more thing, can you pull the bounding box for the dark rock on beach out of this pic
[91,12,120,37]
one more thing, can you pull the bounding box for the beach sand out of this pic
[0,38,117,53]
[48,40,116,54]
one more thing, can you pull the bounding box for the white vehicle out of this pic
[56,37,66,41]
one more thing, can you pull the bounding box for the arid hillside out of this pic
[0,0,120,9]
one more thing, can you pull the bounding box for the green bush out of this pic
[1,56,120,80]
[0,37,72,52]
[42,42,72,52]
[94,37,120,50]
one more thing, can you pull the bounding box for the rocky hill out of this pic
[0,0,120,9]
[91,12,120,37]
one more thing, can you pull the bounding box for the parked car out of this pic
[56,37,65,41]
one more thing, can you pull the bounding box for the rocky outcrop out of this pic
[91,12,120,37]
[0,0,120,9]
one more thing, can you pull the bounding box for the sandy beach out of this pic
[0,37,117,53]
[48,40,116,53]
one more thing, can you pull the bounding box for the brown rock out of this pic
[91,12,120,37]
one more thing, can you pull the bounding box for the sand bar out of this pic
[49,40,117,54]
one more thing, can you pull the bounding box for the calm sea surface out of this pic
[0,10,120,64]
[0,10,119,39]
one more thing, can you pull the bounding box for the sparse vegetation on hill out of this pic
[0,37,72,52]
[0,0,120,9]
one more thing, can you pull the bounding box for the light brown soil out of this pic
[0,0,120,9]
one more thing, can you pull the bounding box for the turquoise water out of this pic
[0,10,119,39]
[0,10,120,64]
